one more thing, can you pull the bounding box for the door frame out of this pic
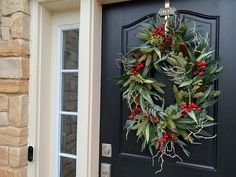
[30,1,170,177]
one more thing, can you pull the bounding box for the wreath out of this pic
[117,15,223,173]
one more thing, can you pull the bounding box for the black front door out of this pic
[100,0,236,177]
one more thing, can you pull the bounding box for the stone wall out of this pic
[0,0,30,176]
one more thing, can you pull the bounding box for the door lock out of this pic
[101,163,111,177]
[102,143,112,157]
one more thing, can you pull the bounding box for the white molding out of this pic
[29,1,41,177]
[78,1,102,177]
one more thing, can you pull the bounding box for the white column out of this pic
[78,0,102,177]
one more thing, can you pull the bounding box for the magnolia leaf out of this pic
[187,111,198,124]
[179,80,193,87]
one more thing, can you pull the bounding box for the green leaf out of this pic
[123,78,131,87]
[201,99,217,108]
[187,48,196,62]
[203,85,213,99]
[142,66,150,76]
[167,57,181,67]
[151,82,165,94]
[176,119,195,124]
[167,119,176,129]
[179,80,193,87]
[200,122,218,128]
[197,51,213,61]
[195,129,214,137]
[142,91,154,105]
[145,125,150,143]
[154,47,161,59]
[173,55,187,67]
[187,111,198,124]
[144,79,154,84]
[137,33,149,40]
[140,95,146,113]
[138,54,147,62]
[145,55,152,67]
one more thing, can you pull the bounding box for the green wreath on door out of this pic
[117,14,223,173]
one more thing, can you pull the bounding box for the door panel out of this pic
[101,1,236,177]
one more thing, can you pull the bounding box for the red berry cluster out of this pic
[181,102,202,114]
[152,25,164,36]
[157,135,169,152]
[128,107,141,120]
[193,60,207,76]
[130,62,144,75]
[157,133,178,152]
[152,25,172,42]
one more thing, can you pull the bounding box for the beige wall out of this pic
[0,0,30,176]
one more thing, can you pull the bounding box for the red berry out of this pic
[163,134,169,139]
[202,65,206,70]
[159,146,164,152]
[158,138,162,144]
[198,71,203,76]
[193,71,198,76]
[201,61,206,65]
[159,31,164,36]
[137,107,141,112]
[184,110,188,114]
[128,115,133,119]
[182,103,187,108]
[197,107,202,111]
[196,60,201,67]
[190,103,196,108]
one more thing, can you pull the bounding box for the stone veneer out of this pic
[0,0,30,176]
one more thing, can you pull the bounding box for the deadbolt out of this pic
[102,143,112,157]
[101,163,111,177]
